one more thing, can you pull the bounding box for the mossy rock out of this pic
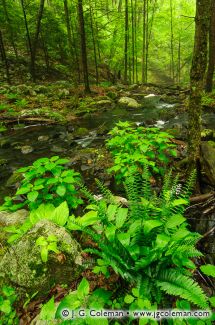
[0,209,28,227]
[0,220,82,298]
[73,127,89,138]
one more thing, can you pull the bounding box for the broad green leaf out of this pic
[41,247,48,262]
[50,156,59,162]
[36,236,47,247]
[16,185,31,195]
[172,199,189,207]
[117,233,130,247]
[200,264,215,277]
[56,159,69,165]
[116,208,128,228]
[52,201,69,226]
[77,278,89,299]
[47,242,60,254]
[27,191,39,202]
[155,234,170,249]
[81,210,99,227]
[46,178,59,185]
[107,204,118,221]
[209,296,215,307]
[124,294,134,304]
[144,220,163,234]
[0,299,11,314]
[63,176,75,183]
[105,225,116,241]
[39,297,56,321]
[165,214,186,229]
[56,185,66,197]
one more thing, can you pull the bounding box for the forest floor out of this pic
[0,81,215,324]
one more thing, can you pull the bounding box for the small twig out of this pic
[202,226,215,239]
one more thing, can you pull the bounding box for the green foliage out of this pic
[0,123,7,133]
[36,235,60,263]
[71,170,209,309]
[5,201,70,243]
[0,156,83,211]
[0,286,18,325]
[202,92,215,108]
[106,121,177,183]
[38,278,111,323]
[200,265,215,277]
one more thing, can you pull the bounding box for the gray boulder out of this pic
[0,220,82,297]
[0,209,28,227]
[118,96,141,109]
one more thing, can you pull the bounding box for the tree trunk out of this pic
[188,0,210,167]
[170,0,175,82]
[78,0,90,92]
[142,0,146,83]
[31,0,45,82]
[0,30,10,83]
[124,0,129,84]
[89,0,99,84]
[205,0,215,92]
[2,0,18,59]
[20,0,33,75]
[64,0,75,61]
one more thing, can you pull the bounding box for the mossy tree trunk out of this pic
[188,0,211,167]
[205,0,215,92]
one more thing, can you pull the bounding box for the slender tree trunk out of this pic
[134,0,138,83]
[31,0,45,81]
[188,0,210,167]
[64,0,75,61]
[145,0,149,82]
[177,35,181,84]
[1,0,18,59]
[20,0,33,72]
[170,0,175,82]
[131,0,135,83]
[124,0,129,84]
[205,0,215,92]
[0,30,10,83]
[142,0,146,83]
[78,0,90,92]
[89,0,99,84]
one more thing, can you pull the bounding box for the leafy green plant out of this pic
[69,169,209,309]
[14,98,28,109]
[0,123,7,133]
[5,201,70,243]
[106,121,177,183]
[200,265,215,277]
[0,286,18,325]
[38,278,111,323]
[36,234,60,263]
[6,93,19,102]
[0,156,83,211]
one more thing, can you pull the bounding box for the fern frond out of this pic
[156,269,208,309]
[95,178,116,203]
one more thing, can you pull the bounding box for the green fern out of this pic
[156,269,208,309]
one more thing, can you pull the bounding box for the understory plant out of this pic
[106,121,177,183]
[0,286,18,325]
[68,168,209,310]
[0,156,82,211]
